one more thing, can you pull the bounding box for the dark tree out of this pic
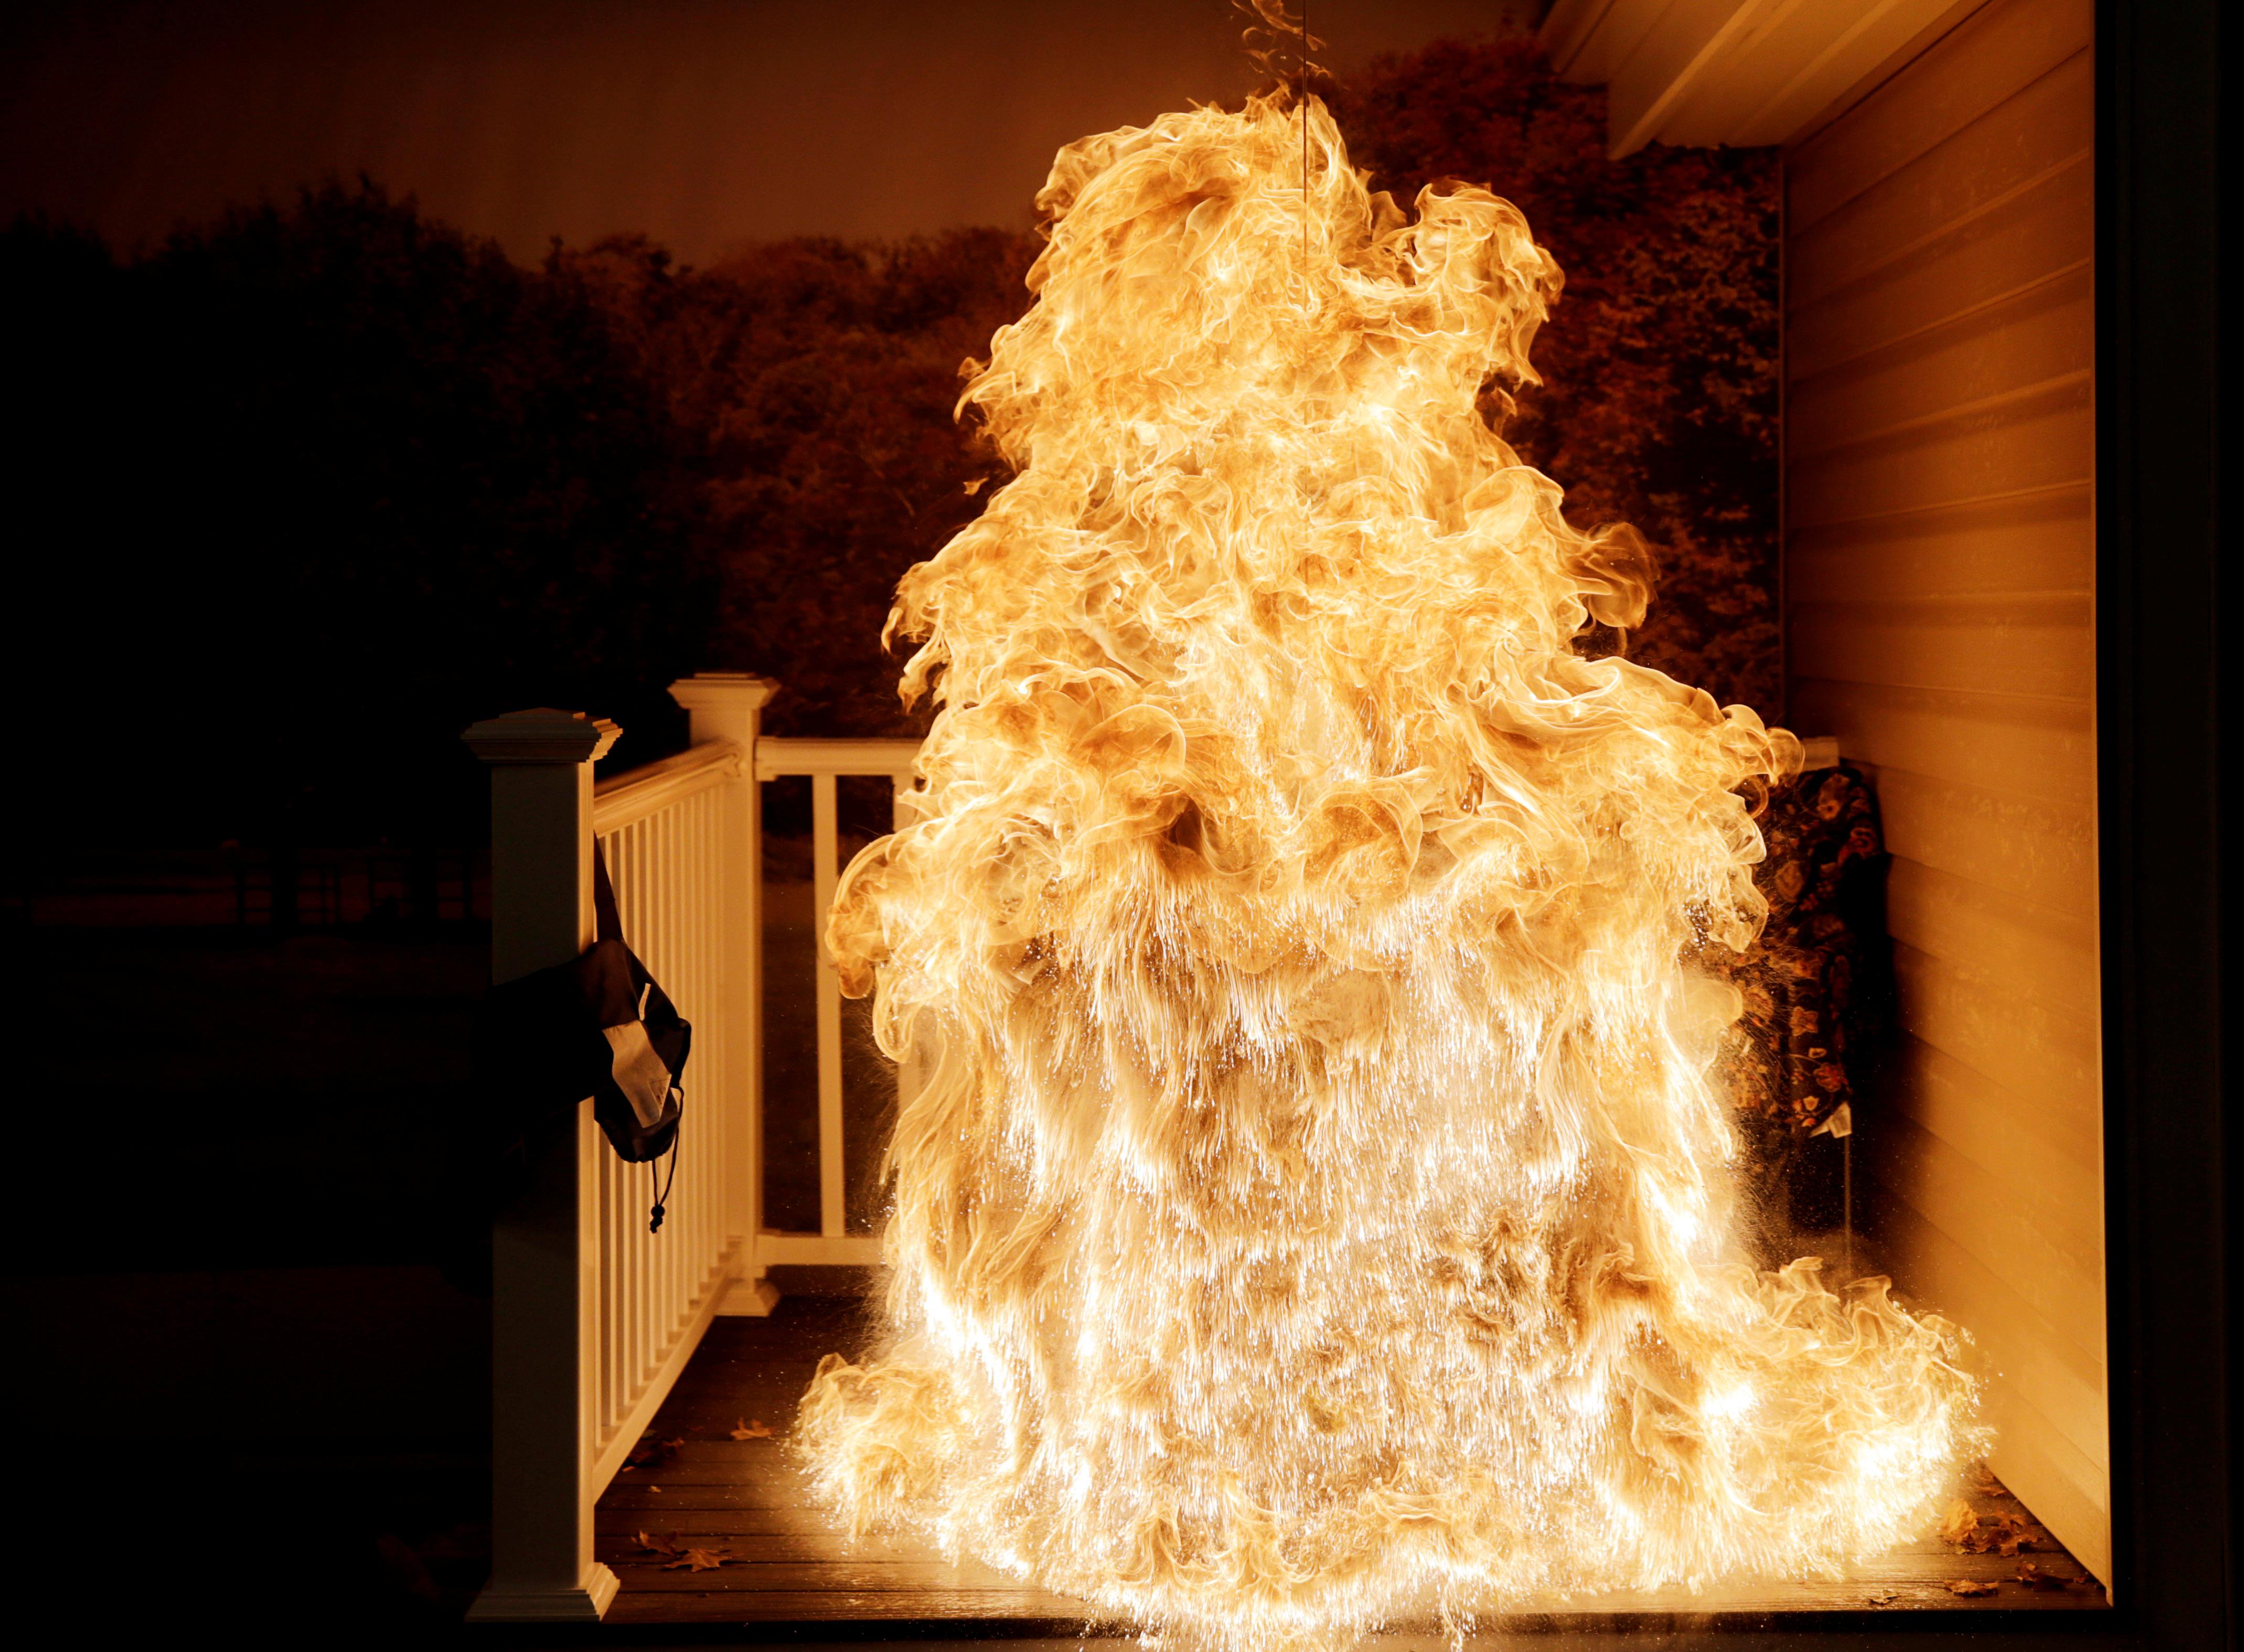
[1332,35,1783,714]
[557,227,1039,739]
[4,39,1780,859]
[6,184,718,851]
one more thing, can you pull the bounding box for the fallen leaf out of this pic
[1865,1589,1899,1605]
[730,1417,774,1441]
[662,1546,733,1572]
[1942,1502,2034,1555]
[632,1531,686,1559]
[1968,1463,2012,1498]
[624,1433,683,1472]
[1985,1513,2033,1556]
[2016,1562,2073,1591]
[1945,1580,1998,1598]
[648,1485,662,1494]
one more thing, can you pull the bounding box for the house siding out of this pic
[1782,0,2105,1585]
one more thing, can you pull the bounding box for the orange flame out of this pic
[1234,0,1323,89]
[798,92,1977,1649]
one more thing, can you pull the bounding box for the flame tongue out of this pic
[802,93,1975,1649]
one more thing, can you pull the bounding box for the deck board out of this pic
[596,1294,2107,1626]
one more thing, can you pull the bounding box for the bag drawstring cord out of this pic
[649,1103,680,1234]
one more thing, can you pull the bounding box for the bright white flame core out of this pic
[799,94,1976,1649]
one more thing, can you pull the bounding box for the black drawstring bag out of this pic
[475,844,689,1232]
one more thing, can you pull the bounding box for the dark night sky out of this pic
[3,0,1535,263]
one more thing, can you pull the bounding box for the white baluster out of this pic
[812,771,846,1240]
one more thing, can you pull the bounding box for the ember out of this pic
[796,84,1978,1651]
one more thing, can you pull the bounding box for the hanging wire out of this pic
[1844,1132,1854,1274]
[1300,0,1311,267]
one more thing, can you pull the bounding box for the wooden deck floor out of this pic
[596,1292,2108,1629]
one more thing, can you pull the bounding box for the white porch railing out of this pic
[585,735,758,1496]
[752,735,920,1265]
[462,675,921,1621]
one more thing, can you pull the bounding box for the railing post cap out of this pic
[669,672,779,713]
[462,707,622,766]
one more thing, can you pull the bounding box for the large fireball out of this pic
[796,92,1976,1651]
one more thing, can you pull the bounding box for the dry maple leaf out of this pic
[1945,1580,1999,1598]
[2016,1562,2073,1591]
[624,1433,685,1472]
[1967,1511,2032,1556]
[730,1417,774,1440]
[1943,1505,2035,1556]
[1864,1589,1899,1606]
[1969,1463,2012,1498]
[663,1546,733,1572]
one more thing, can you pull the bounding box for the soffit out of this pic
[1538,0,1992,154]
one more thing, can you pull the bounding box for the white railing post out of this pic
[745,736,919,1270]
[462,707,620,1623]
[667,673,782,1315]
